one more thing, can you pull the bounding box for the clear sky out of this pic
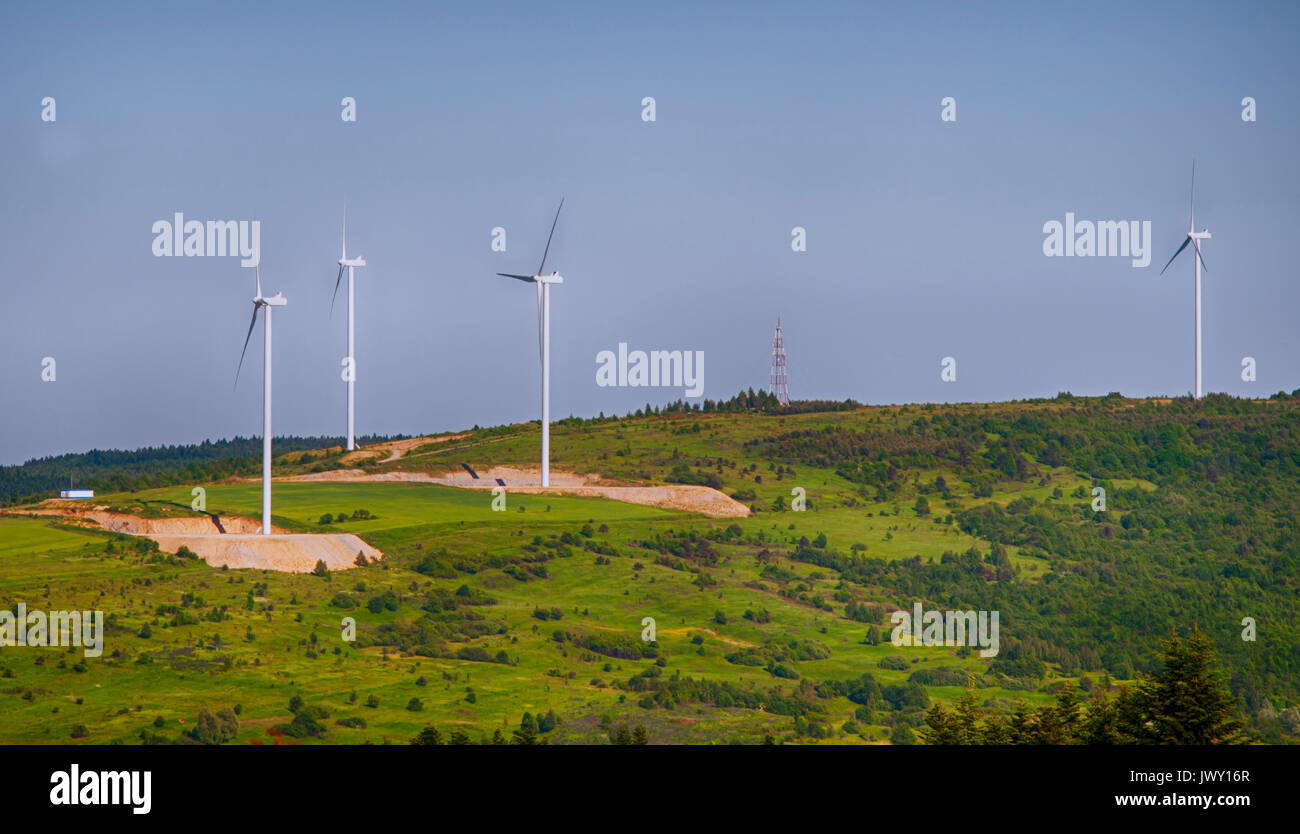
[1,1,1297,464]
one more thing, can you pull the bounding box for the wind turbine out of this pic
[235,266,288,535]
[493,198,565,487]
[331,205,366,450]
[1159,162,1211,399]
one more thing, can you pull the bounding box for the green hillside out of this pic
[1,391,1297,744]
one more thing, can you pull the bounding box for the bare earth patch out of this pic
[14,507,381,573]
[148,533,380,572]
[20,506,275,534]
[282,466,751,518]
[339,433,471,465]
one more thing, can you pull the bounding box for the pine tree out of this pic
[1080,691,1118,745]
[513,712,539,745]
[1135,626,1246,745]
[952,681,984,744]
[919,702,960,745]
[632,725,649,745]
[1006,699,1037,744]
[1038,685,1081,745]
[980,713,1011,744]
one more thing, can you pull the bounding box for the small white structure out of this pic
[60,489,94,499]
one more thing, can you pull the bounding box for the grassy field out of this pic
[0,478,1060,745]
[2,395,1295,745]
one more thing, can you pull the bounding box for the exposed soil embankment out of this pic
[24,506,274,534]
[338,433,472,465]
[14,506,381,573]
[148,533,380,572]
[283,466,751,518]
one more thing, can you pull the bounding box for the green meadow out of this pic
[1,393,1297,744]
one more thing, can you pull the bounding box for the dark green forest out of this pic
[744,391,1300,716]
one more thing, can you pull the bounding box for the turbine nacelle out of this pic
[331,206,365,315]
[536,272,564,285]
[252,291,287,307]
[238,267,287,387]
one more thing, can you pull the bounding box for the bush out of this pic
[908,666,969,687]
[189,706,240,744]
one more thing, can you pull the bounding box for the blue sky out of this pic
[1,1,1297,464]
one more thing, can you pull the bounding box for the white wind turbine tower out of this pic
[235,267,288,535]
[332,206,366,450]
[493,198,565,487]
[1159,162,1212,399]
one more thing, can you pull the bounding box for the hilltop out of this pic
[0,390,1297,744]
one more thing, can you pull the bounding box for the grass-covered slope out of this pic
[0,392,1297,744]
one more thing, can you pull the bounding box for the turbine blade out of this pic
[342,203,347,261]
[235,304,261,388]
[331,264,345,316]
[536,197,564,276]
[496,272,535,282]
[1193,239,1208,274]
[1159,236,1191,275]
[1189,160,1196,229]
[255,265,263,299]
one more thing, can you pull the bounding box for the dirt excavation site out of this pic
[14,460,745,574]
[284,465,752,518]
[19,506,381,573]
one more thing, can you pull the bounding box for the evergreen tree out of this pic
[1080,691,1118,745]
[513,712,540,745]
[952,682,984,744]
[1006,699,1037,744]
[920,702,959,745]
[1127,627,1246,745]
[980,713,1011,745]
